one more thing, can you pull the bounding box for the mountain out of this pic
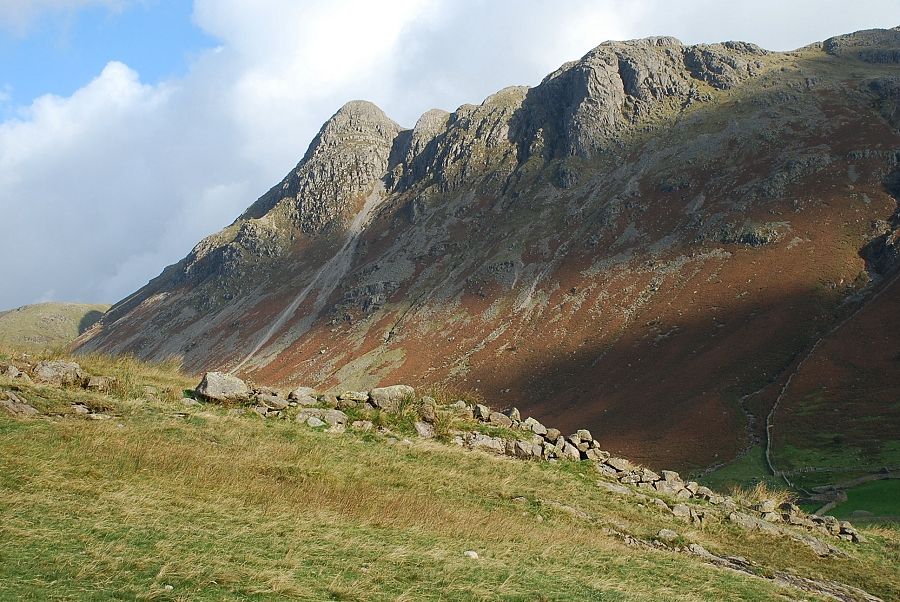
[76,28,900,477]
[0,302,108,351]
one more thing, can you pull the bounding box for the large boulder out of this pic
[32,360,85,386]
[195,372,251,403]
[369,385,415,413]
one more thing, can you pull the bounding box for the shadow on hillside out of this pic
[79,310,105,334]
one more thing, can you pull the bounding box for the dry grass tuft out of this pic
[728,482,797,507]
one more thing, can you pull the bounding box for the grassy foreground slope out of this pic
[1,350,898,601]
[0,302,109,351]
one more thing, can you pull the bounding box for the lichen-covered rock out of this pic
[195,372,251,403]
[469,433,505,454]
[488,411,513,428]
[288,386,317,400]
[256,394,288,410]
[522,417,547,435]
[33,360,85,386]
[414,421,435,439]
[297,408,348,427]
[369,385,415,412]
[605,457,634,472]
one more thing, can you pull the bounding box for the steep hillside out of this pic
[0,350,897,601]
[77,28,900,476]
[0,302,108,351]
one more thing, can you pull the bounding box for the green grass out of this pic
[831,480,900,521]
[0,302,109,351]
[0,351,899,600]
[699,445,783,492]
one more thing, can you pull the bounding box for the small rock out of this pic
[449,400,474,418]
[338,390,369,403]
[85,375,116,393]
[660,470,682,483]
[488,411,512,428]
[585,448,608,461]
[523,416,547,436]
[319,393,340,408]
[306,416,326,428]
[474,403,491,420]
[657,528,679,543]
[414,421,435,439]
[351,420,373,431]
[544,427,561,442]
[181,398,200,406]
[508,407,521,421]
[419,397,437,423]
[671,504,691,520]
[463,550,479,559]
[755,499,777,513]
[576,429,592,442]
[561,442,581,460]
[605,457,633,472]
[1,364,21,378]
[294,393,320,407]
[323,409,348,427]
[639,468,660,482]
[596,481,633,496]
[288,386,317,400]
[0,392,38,417]
[469,433,505,454]
[256,394,288,410]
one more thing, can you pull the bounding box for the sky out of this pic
[1,0,899,311]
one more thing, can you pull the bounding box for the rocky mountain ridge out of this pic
[78,27,900,476]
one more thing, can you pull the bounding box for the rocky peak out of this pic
[512,35,767,160]
[824,27,900,63]
[302,100,401,162]
[395,88,527,193]
[241,100,403,234]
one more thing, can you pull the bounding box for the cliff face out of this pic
[78,29,900,472]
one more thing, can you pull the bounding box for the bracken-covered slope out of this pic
[77,28,900,474]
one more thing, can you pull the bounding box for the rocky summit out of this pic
[77,28,900,477]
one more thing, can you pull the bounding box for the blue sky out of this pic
[0,1,214,110]
[1,0,900,311]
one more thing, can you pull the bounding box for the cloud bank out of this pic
[1,0,899,310]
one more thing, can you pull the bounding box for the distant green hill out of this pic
[0,302,109,351]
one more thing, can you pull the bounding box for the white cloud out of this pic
[2,0,900,309]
